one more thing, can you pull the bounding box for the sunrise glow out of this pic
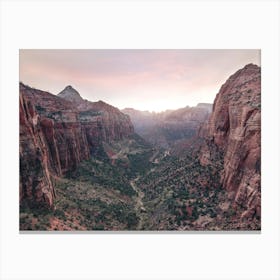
[20,49,260,112]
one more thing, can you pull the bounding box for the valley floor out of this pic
[20,136,261,231]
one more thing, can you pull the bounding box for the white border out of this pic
[1,1,280,280]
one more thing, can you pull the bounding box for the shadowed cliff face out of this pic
[19,83,134,208]
[199,64,261,219]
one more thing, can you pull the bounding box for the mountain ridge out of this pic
[122,103,212,148]
[20,83,134,208]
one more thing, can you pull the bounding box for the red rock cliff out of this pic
[20,83,134,208]
[199,64,261,218]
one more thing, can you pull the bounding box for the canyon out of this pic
[20,63,261,231]
[122,103,212,148]
[20,83,134,208]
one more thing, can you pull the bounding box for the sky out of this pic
[20,49,260,112]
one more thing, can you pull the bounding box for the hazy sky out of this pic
[20,49,260,112]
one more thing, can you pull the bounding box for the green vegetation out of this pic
[134,148,228,230]
[20,135,153,231]
[46,111,62,120]
[69,159,136,197]
[78,110,101,121]
[35,105,46,113]
[127,150,154,176]
[20,133,259,231]
[20,203,52,230]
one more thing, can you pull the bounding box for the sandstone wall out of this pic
[19,83,134,207]
[199,64,261,218]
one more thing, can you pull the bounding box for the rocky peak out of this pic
[57,85,83,103]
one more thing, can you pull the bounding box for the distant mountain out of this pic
[121,108,158,134]
[122,104,212,148]
[196,103,212,113]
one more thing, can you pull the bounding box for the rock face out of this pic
[199,64,261,219]
[20,91,56,207]
[123,104,212,148]
[20,83,134,208]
